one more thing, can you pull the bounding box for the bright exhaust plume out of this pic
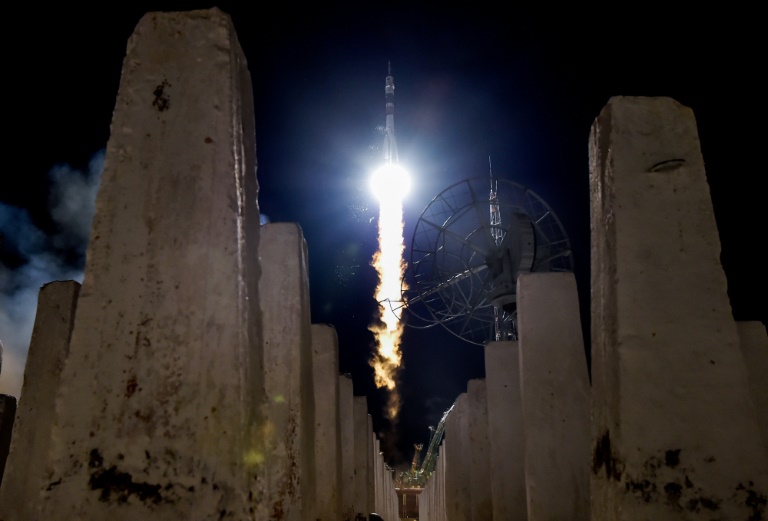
[369,165,409,421]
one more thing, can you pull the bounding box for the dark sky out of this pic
[2,3,765,467]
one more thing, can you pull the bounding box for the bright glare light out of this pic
[370,163,410,201]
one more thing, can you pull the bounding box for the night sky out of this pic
[2,4,765,467]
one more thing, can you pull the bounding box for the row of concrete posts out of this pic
[0,9,399,521]
[419,272,590,520]
[0,7,766,521]
[419,96,768,520]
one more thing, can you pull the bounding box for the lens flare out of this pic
[371,163,410,201]
[369,165,409,421]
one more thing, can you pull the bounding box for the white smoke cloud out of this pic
[0,150,104,397]
[48,152,104,250]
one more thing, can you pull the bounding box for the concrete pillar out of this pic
[372,436,380,515]
[393,471,399,521]
[419,477,429,521]
[35,9,262,521]
[736,322,768,449]
[419,480,426,520]
[375,438,384,517]
[517,272,590,520]
[366,415,375,517]
[419,461,430,520]
[387,467,398,521]
[436,444,446,520]
[379,447,394,521]
[425,451,439,521]
[377,440,389,518]
[338,375,355,521]
[467,379,492,520]
[484,341,527,520]
[0,395,15,488]
[312,324,340,521]
[590,96,768,520]
[444,393,471,521]
[353,396,370,519]
[0,281,80,518]
[260,223,315,521]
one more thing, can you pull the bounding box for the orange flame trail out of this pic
[369,194,407,421]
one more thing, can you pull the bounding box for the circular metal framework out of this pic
[401,176,573,346]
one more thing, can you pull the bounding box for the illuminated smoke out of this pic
[369,167,409,421]
[0,151,104,397]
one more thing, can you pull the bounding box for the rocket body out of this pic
[383,67,399,164]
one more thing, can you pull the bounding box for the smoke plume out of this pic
[0,151,104,397]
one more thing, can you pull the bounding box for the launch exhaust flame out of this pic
[369,174,408,421]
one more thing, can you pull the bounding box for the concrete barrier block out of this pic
[36,9,262,520]
[353,396,369,518]
[485,341,527,520]
[338,375,355,521]
[518,272,590,520]
[467,379,491,520]
[590,96,768,520]
[260,223,314,521]
[0,281,80,518]
[312,324,340,520]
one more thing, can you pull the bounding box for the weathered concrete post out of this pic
[517,272,591,520]
[311,324,341,520]
[0,336,10,485]
[0,395,15,488]
[0,281,80,518]
[32,9,263,520]
[484,341,527,520]
[260,223,315,521]
[353,396,370,519]
[467,379,492,520]
[366,415,375,517]
[736,322,768,449]
[338,375,355,521]
[419,467,430,521]
[444,393,471,521]
[436,440,446,519]
[373,437,382,515]
[385,465,398,520]
[0,338,11,489]
[590,96,768,519]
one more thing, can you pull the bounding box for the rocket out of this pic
[370,61,410,201]
[383,61,399,164]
